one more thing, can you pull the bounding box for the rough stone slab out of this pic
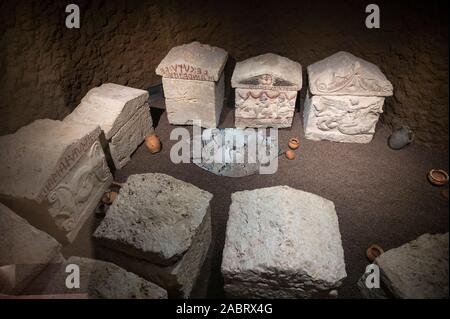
[162,73,224,128]
[303,93,385,143]
[308,51,393,96]
[0,203,63,294]
[64,83,150,140]
[93,173,213,266]
[109,104,154,169]
[0,119,101,202]
[359,233,449,299]
[234,88,297,128]
[24,257,167,299]
[231,53,302,90]
[96,209,211,298]
[156,41,228,82]
[221,186,347,298]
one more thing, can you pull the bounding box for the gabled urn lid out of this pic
[156,41,228,82]
[308,51,393,96]
[0,119,101,203]
[231,53,302,91]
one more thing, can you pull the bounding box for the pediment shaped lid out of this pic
[308,51,393,96]
[231,53,302,90]
[156,41,228,82]
[0,120,101,203]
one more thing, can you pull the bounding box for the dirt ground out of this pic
[63,98,449,299]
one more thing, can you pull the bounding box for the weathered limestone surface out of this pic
[0,203,63,294]
[156,42,228,128]
[304,51,393,143]
[93,173,213,298]
[232,53,302,128]
[0,119,112,244]
[221,186,347,298]
[64,83,153,169]
[358,233,449,299]
[25,256,167,299]
[304,93,385,143]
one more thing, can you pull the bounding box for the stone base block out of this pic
[163,74,224,128]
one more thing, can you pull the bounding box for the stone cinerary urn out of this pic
[156,41,228,128]
[221,186,347,298]
[93,173,213,298]
[0,120,112,244]
[358,233,449,299]
[231,53,302,128]
[64,83,153,170]
[304,51,393,143]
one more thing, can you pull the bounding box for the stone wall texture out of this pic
[0,0,448,148]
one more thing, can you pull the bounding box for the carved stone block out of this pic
[221,186,347,298]
[304,51,393,143]
[0,203,63,295]
[0,119,112,244]
[156,42,228,128]
[93,173,213,298]
[231,53,302,128]
[64,83,153,169]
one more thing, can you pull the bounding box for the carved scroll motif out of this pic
[314,62,392,95]
[47,141,111,233]
[313,97,383,135]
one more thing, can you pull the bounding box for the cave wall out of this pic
[0,0,448,147]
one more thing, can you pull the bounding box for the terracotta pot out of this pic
[288,137,300,150]
[366,244,384,262]
[285,150,295,160]
[145,134,161,154]
[428,169,449,186]
[101,191,118,205]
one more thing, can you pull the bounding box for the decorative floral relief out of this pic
[47,141,111,233]
[314,61,392,95]
[313,97,383,135]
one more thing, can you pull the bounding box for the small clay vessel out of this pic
[366,244,384,262]
[285,150,295,160]
[428,169,449,186]
[288,137,300,150]
[145,134,161,154]
[388,126,414,150]
[101,191,118,205]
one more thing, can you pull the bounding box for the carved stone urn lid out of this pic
[307,51,393,96]
[156,41,228,82]
[0,119,101,203]
[231,53,302,91]
[64,83,149,140]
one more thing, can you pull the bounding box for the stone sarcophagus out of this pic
[231,53,302,128]
[304,51,393,143]
[156,42,228,128]
[0,120,112,244]
[64,83,153,170]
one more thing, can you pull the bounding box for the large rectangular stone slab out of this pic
[0,203,63,294]
[24,256,167,299]
[156,42,228,128]
[221,186,347,298]
[232,53,302,128]
[93,173,213,298]
[64,83,153,169]
[358,233,449,299]
[0,119,112,244]
[304,51,393,143]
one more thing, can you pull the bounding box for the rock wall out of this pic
[0,0,448,148]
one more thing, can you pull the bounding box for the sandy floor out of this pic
[63,100,449,299]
